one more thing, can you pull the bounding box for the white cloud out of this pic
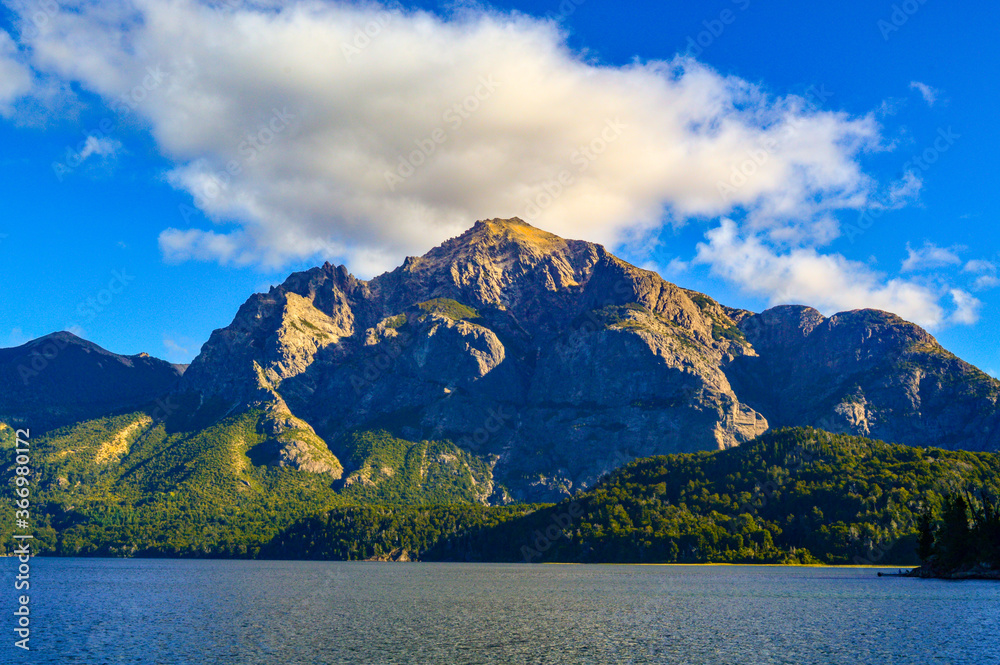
[901,242,962,272]
[887,170,922,206]
[159,228,255,265]
[909,81,938,107]
[974,276,1000,290]
[964,259,1000,290]
[664,257,689,276]
[13,0,881,274]
[78,134,120,162]
[964,259,996,274]
[0,30,34,117]
[162,333,209,363]
[948,289,981,325]
[694,219,967,329]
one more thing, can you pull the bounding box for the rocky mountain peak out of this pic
[169,218,1000,500]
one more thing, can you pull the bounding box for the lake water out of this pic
[2,559,998,664]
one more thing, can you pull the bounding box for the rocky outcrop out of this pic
[730,305,1000,452]
[248,407,343,478]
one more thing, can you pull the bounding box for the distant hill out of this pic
[0,332,184,432]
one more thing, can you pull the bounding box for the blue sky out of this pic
[0,0,997,375]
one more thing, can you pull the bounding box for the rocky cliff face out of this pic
[730,305,1000,452]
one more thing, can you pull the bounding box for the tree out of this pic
[917,507,935,562]
[934,495,971,569]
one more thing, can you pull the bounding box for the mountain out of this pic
[3,217,999,512]
[732,305,1000,451]
[3,217,1000,557]
[180,218,772,501]
[178,217,999,501]
[0,332,185,431]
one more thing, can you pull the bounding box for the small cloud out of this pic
[973,275,1000,290]
[665,257,689,275]
[909,81,938,107]
[875,98,903,117]
[964,259,996,274]
[964,259,1000,290]
[158,228,252,265]
[117,240,128,249]
[901,242,962,272]
[162,335,198,363]
[888,171,922,206]
[77,135,120,163]
[4,327,31,348]
[948,289,981,325]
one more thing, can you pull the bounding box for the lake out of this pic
[3,559,998,664]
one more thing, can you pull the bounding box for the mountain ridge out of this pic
[3,217,998,503]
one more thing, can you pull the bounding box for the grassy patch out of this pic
[417,298,480,321]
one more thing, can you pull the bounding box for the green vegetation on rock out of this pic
[416,298,480,321]
[3,423,998,563]
[340,430,495,505]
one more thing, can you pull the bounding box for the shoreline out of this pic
[901,564,1000,581]
[5,554,915,569]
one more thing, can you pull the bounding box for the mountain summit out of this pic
[168,218,1000,501]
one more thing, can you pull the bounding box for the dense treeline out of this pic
[428,428,999,565]
[260,428,1000,566]
[0,411,346,557]
[913,494,1000,578]
[4,421,999,564]
[261,504,539,560]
